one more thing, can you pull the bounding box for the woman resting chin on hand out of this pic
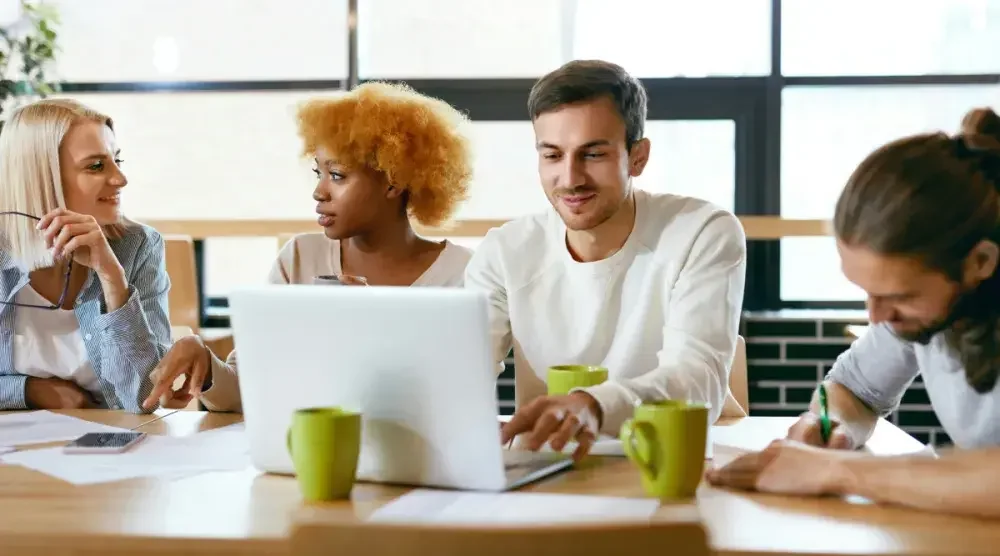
[0,99,171,413]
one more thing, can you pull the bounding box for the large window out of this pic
[781,85,1000,221]
[48,0,348,304]
[780,84,1000,301]
[50,0,348,82]
[41,0,1000,315]
[358,0,771,78]
[60,91,322,219]
[782,0,1000,76]
[776,0,1000,304]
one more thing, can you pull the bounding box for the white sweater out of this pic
[465,189,747,435]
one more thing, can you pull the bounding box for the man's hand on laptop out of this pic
[500,392,603,462]
[143,335,213,410]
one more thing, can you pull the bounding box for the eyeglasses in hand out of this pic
[0,211,74,310]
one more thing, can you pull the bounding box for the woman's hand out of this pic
[337,274,368,286]
[144,335,212,410]
[38,208,129,310]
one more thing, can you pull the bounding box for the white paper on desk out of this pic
[0,410,134,448]
[370,489,659,525]
[202,421,245,434]
[1,427,251,485]
[709,420,783,453]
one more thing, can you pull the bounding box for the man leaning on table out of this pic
[470,60,748,460]
[708,107,1000,519]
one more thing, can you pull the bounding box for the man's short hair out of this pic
[527,60,648,151]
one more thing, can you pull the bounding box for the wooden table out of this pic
[1,410,997,556]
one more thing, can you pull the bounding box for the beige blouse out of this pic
[199,233,474,412]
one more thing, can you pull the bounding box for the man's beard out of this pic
[893,281,993,345]
[890,264,1000,394]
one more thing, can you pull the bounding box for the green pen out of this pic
[818,383,832,444]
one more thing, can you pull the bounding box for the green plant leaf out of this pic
[0,0,61,109]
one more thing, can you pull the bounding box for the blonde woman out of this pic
[145,82,475,412]
[0,99,170,412]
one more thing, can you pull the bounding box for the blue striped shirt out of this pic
[0,222,171,413]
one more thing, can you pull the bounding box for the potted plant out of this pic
[0,0,59,126]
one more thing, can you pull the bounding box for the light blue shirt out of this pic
[0,222,171,413]
[828,322,1000,449]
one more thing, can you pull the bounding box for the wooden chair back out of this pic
[730,335,749,414]
[719,335,749,418]
[163,235,199,333]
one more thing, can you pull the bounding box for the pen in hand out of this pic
[818,383,832,444]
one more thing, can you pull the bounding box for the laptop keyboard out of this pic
[503,449,563,469]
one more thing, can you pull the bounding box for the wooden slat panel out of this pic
[138,217,832,240]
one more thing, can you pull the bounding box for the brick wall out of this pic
[743,310,949,446]
[498,356,515,416]
[496,310,949,446]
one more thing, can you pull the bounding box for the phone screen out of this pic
[64,432,146,452]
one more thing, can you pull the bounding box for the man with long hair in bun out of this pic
[144,82,475,412]
[707,107,1000,518]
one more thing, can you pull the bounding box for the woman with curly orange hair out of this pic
[280,81,475,287]
[144,82,475,412]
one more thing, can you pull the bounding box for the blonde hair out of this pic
[0,98,127,270]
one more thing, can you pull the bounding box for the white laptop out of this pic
[228,284,572,491]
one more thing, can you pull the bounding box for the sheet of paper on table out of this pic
[1,425,251,485]
[0,410,135,447]
[708,419,781,453]
[370,489,660,524]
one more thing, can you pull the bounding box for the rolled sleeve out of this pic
[0,374,28,410]
[826,323,919,416]
[96,231,172,414]
[577,380,640,436]
[94,285,151,339]
[200,350,243,412]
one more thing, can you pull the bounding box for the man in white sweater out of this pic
[466,60,747,459]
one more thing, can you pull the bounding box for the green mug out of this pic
[620,400,710,500]
[547,365,609,396]
[286,407,362,502]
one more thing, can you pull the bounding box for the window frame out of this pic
[51,0,1000,322]
[774,0,1000,308]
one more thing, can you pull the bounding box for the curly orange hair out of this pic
[295,82,474,228]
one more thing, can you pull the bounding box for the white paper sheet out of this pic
[1,426,251,485]
[709,420,783,453]
[0,410,134,447]
[370,489,660,524]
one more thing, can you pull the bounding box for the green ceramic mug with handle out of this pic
[286,406,362,501]
[620,400,710,500]
[547,365,609,396]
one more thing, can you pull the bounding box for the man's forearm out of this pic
[831,448,1000,519]
[810,380,878,446]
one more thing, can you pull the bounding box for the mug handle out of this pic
[620,419,657,479]
[286,427,294,457]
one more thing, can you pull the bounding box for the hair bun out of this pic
[960,107,1000,152]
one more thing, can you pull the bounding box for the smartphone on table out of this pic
[62,432,147,454]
